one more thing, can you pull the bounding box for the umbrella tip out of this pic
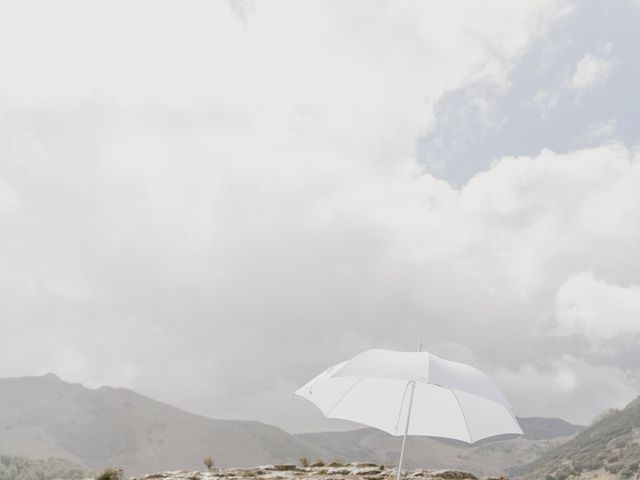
[417,340,422,352]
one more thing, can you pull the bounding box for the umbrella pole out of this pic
[396,380,416,480]
[396,341,421,480]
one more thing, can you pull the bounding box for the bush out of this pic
[96,468,123,480]
[0,454,87,480]
[606,463,624,474]
[621,468,635,479]
[203,456,215,471]
[299,458,310,467]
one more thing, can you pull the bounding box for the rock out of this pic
[409,469,430,477]
[130,466,481,480]
[272,465,298,472]
[140,472,206,480]
[430,471,478,480]
[326,467,352,475]
[349,467,383,476]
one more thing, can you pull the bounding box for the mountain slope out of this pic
[297,418,581,477]
[0,373,330,475]
[514,396,640,479]
[517,417,583,441]
[0,373,581,478]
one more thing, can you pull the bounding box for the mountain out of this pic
[513,396,640,479]
[0,373,581,478]
[296,417,581,477]
[0,373,329,475]
[516,417,583,441]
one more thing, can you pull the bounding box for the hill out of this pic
[0,373,329,475]
[0,373,581,478]
[296,418,580,477]
[513,396,640,479]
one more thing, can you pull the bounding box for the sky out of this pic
[1,0,640,433]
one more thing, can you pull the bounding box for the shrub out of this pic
[299,457,310,467]
[203,456,215,471]
[96,468,123,480]
[606,463,624,474]
[620,468,634,479]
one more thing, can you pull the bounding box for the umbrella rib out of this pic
[393,380,412,436]
[451,389,473,443]
[325,377,365,417]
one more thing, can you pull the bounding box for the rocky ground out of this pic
[130,463,505,480]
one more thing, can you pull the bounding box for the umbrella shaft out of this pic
[396,380,416,480]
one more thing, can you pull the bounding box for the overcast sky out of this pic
[1,0,640,433]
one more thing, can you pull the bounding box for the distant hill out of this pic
[516,417,582,440]
[296,417,581,477]
[0,373,329,475]
[0,453,88,480]
[513,396,640,479]
[0,373,581,478]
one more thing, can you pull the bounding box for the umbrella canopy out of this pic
[295,348,522,443]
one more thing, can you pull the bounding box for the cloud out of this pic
[556,271,640,340]
[228,0,255,21]
[494,355,638,423]
[3,1,640,432]
[568,44,614,95]
[580,119,618,144]
[529,43,614,115]
[531,88,560,114]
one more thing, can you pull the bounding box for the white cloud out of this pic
[581,118,618,143]
[4,1,640,431]
[0,177,19,211]
[495,355,638,424]
[531,88,560,114]
[556,271,640,340]
[529,43,614,115]
[568,44,614,94]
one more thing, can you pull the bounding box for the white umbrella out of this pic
[295,346,522,480]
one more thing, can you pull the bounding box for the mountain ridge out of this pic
[512,395,640,479]
[0,373,581,477]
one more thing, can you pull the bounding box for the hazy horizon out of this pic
[2,0,640,436]
[2,370,589,434]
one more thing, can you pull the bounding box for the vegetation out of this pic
[0,454,87,480]
[514,396,640,479]
[95,467,123,480]
[203,455,215,471]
